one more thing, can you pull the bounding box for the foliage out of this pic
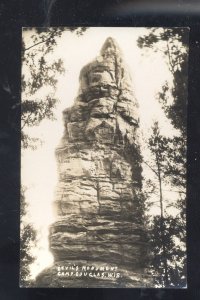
[138,28,188,287]
[144,122,186,287]
[138,27,189,134]
[21,96,57,128]
[20,187,37,286]
[20,26,88,284]
[148,122,186,191]
[161,136,186,190]
[21,27,87,149]
[150,215,186,287]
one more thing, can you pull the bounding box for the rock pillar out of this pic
[36,37,150,287]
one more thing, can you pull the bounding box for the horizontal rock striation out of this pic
[36,37,150,287]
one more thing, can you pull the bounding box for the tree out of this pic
[20,186,37,286]
[144,122,186,287]
[21,27,87,148]
[137,29,188,286]
[146,122,169,286]
[150,215,186,287]
[137,27,189,135]
[138,28,187,227]
[20,27,88,282]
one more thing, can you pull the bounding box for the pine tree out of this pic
[137,28,188,287]
[145,122,186,287]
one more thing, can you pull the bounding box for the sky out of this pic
[21,27,181,279]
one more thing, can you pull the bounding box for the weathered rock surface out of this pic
[36,37,150,287]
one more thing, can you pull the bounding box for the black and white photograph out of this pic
[21,27,189,288]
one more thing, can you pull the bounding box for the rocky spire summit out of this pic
[100,36,121,54]
[36,37,150,287]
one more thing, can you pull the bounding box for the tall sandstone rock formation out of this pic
[36,37,150,287]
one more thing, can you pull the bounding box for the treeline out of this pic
[138,28,188,287]
[20,27,87,286]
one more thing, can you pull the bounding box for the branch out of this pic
[143,160,159,176]
[23,31,57,52]
[163,29,175,75]
[21,111,33,130]
[162,189,186,195]
[24,40,48,52]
